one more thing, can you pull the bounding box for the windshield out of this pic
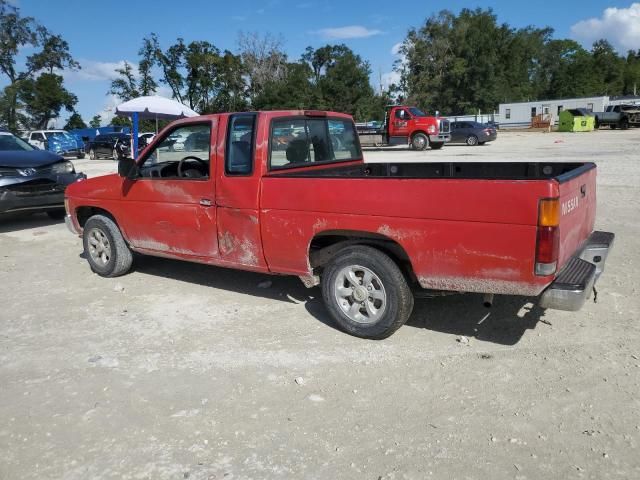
[0,134,35,151]
[408,107,427,117]
[45,131,73,140]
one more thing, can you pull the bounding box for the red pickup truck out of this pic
[64,110,614,339]
[357,105,451,150]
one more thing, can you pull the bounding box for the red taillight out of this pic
[536,226,559,263]
[535,198,560,275]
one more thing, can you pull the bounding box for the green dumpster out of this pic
[558,108,595,132]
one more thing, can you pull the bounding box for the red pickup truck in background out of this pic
[64,110,614,339]
[357,105,451,150]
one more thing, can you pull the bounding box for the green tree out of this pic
[64,112,86,130]
[109,61,139,101]
[253,62,316,110]
[0,0,78,131]
[89,115,102,128]
[18,73,77,129]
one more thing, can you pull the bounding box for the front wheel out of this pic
[83,214,133,277]
[411,133,429,151]
[620,119,629,130]
[321,245,414,339]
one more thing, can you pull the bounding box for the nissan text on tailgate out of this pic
[64,111,614,339]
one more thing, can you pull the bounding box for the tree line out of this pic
[1,2,639,133]
[396,8,640,114]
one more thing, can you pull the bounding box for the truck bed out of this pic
[262,162,596,296]
[270,161,591,181]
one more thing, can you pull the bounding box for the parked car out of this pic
[85,133,132,160]
[26,130,85,159]
[138,132,156,148]
[0,130,86,219]
[449,121,497,146]
[64,110,613,339]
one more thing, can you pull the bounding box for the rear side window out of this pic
[269,117,361,170]
[226,114,256,175]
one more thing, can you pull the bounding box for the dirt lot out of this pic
[1,129,639,479]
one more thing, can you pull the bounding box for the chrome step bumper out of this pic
[539,230,614,311]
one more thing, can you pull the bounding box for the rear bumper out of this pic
[539,231,614,311]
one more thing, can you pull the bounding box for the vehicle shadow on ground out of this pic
[130,255,547,345]
[131,254,318,305]
[0,213,63,233]
[406,293,548,345]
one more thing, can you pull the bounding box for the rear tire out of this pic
[466,135,479,146]
[83,214,133,277]
[321,245,414,339]
[411,133,429,151]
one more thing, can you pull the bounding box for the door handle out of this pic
[199,198,212,207]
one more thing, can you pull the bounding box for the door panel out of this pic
[214,113,267,270]
[117,120,219,259]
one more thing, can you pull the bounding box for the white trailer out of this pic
[498,97,608,128]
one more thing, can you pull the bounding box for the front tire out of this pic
[411,132,429,151]
[83,215,133,277]
[321,245,414,339]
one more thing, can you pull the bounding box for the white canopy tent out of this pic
[115,96,199,121]
[114,96,199,158]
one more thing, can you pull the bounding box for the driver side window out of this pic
[139,124,211,180]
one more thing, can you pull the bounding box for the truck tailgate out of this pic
[557,164,597,269]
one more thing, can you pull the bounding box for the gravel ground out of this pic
[1,129,639,479]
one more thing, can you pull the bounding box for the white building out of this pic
[498,95,640,128]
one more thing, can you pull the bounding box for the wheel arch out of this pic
[308,230,417,283]
[75,206,119,229]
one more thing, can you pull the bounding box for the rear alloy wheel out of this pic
[466,135,479,146]
[83,214,133,277]
[322,245,414,339]
[411,132,429,151]
[89,148,96,160]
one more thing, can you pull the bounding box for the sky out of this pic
[6,0,640,126]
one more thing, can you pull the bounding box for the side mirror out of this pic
[118,157,139,179]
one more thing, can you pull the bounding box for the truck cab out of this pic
[357,105,451,150]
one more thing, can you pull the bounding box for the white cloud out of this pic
[63,60,138,82]
[390,42,403,55]
[571,3,640,52]
[313,25,382,40]
[381,71,401,90]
